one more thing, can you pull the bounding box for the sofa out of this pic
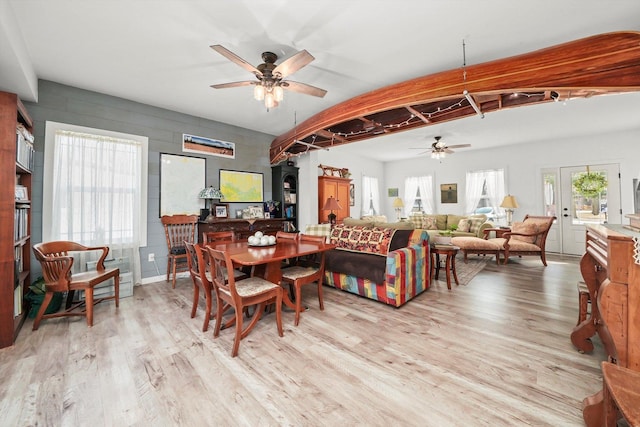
[306,223,430,307]
[408,213,494,239]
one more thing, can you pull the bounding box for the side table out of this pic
[431,244,460,290]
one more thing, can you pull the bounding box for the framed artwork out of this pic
[441,183,458,204]
[264,212,271,219]
[219,169,264,203]
[160,153,205,216]
[349,183,355,206]
[388,188,398,197]
[248,205,264,219]
[214,203,229,219]
[182,133,235,159]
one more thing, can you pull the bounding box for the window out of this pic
[465,169,505,220]
[361,175,380,216]
[43,122,148,284]
[404,175,434,214]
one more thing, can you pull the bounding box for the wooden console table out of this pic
[573,224,640,427]
[198,218,287,242]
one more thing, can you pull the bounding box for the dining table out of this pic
[211,238,336,309]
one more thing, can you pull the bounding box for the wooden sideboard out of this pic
[572,224,640,426]
[198,218,287,242]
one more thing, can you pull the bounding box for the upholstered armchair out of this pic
[487,215,556,265]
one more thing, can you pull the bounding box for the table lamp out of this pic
[500,195,518,226]
[393,197,405,221]
[323,196,342,224]
[198,186,224,223]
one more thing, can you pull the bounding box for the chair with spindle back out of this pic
[161,214,198,288]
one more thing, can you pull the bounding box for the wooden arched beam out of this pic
[270,31,640,164]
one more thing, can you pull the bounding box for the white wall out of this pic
[296,127,640,229]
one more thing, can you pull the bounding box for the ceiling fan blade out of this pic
[446,144,472,149]
[273,50,314,79]
[210,81,255,89]
[443,148,455,154]
[282,81,327,98]
[210,45,262,78]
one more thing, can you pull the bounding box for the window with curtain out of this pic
[404,175,434,214]
[361,175,380,216]
[465,169,505,220]
[43,122,148,284]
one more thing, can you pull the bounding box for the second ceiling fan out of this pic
[413,136,471,159]
[210,45,327,109]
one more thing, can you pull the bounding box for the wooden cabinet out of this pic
[271,165,298,231]
[318,176,351,224]
[198,218,287,242]
[0,91,34,348]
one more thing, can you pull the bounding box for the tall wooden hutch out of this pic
[318,175,351,224]
[0,91,34,348]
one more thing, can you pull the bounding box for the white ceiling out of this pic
[3,0,640,162]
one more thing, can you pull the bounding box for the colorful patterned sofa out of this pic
[315,224,430,307]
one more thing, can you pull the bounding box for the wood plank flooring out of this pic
[0,254,606,426]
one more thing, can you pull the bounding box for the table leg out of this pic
[451,252,459,286]
[260,261,296,310]
[444,255,452,290]
[434,253,441,280]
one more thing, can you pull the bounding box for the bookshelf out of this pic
[0,91,34,348]
[271,164,298,231]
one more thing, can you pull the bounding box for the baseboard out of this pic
[140,271,189,285]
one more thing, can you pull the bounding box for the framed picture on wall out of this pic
[350,183,355,206]
[441,183,458,204]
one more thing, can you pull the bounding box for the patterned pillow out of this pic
[468,218,485,234]
[457,218,472,232]
[329,224,395,255]
[511,222,538,244]
[423,217,438,230]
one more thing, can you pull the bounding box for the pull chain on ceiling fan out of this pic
[210,45,327,110]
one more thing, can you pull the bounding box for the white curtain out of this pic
[49,129,144,284]
[404,175,434,214]
[466,169,505,214]
[361,175,380,215]
[484,169,505,214]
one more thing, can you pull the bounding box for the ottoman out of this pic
[450,236,501,264]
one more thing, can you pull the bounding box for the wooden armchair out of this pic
[32,241,120,330]
[487,215,556,265]
[161,214,198,288]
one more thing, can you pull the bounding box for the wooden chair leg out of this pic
[317,280,324,311]
[114,274,119,308]
[295,284,303,326]
[191,284,199,319]
[85,288,94,327]
[32,292,53,331]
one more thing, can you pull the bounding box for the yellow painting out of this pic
[219,170,264,203]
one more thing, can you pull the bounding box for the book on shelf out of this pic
[15,124,34,171]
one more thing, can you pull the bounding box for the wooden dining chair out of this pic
[276,231,299,241]
[185,241,217,332]
[202,231,237,245]
[161,214,198,288]
[280,234,327,326]
[32,241,120,330]
[206,246,284,357]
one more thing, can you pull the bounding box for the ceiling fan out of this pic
[210,45,327,109]
[413,136,471,159]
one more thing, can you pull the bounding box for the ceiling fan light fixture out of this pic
[254,84,265,101]
[273,85,284,102]
[265,91,276,109]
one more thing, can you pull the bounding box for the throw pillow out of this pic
[457,218,472,232]
[343,217,375,227]
[511,221,538,244]
[423,217,437,230]
[468,218,485,234]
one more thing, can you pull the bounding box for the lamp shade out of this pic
[323,196,342,211]
[393,197,405,208]
[199,186,224,200]
[500,195,519,209]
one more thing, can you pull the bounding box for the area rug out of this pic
[433,255,491,286]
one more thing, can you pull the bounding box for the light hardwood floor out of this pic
[0,254,606,426]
